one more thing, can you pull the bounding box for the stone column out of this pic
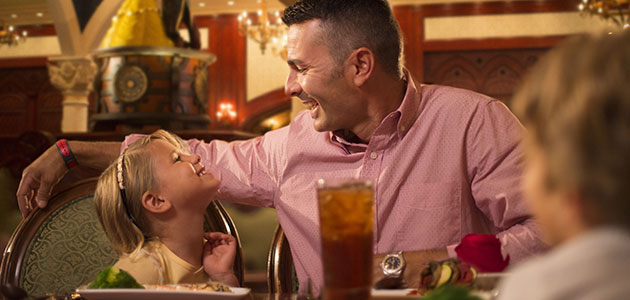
[47,56,97,132]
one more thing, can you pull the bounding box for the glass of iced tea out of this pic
[317,178,374,300]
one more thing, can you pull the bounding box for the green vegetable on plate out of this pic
[421,285,482,300]
[87,266,144,289]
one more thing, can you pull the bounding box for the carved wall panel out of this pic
[423,49,547,107]
[0,93,28,135]
[0,66,95,136]
[0,68,40,135]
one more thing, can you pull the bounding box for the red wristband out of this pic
[55,139,78,169]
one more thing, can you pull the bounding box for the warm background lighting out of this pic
[237,0,288,59]
[578,0,629,29]
[0,19,27,47]
[217,102,237,124]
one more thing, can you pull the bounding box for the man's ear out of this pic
[141,191,172,214]
[347,47,374,87]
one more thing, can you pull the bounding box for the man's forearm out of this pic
[373,249,449,289]
[68,141,121,171]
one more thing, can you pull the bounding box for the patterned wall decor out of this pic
[0,61,97,135]
[423,49,547,106]
[0,66,62,135]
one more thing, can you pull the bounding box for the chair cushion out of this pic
[20,195,118,297]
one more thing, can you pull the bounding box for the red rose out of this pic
[454,234,509,272]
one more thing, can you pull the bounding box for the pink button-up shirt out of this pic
[123,76,545,294]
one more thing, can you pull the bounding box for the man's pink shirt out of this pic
[123,76,545,294]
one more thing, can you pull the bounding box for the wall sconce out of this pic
[216,102,237,126]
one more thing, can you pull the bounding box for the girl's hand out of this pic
[202,232,237,278]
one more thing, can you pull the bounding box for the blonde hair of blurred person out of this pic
[94,130,238,286]
[497,31,630,300]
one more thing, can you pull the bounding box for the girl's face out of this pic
[148,139,220,210]
[523,144,567,246]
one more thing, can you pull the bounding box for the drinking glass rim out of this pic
[316,178,373,190]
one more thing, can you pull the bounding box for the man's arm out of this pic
[16,141,121,216]
[372,249,449,289]
[467,101,547,263]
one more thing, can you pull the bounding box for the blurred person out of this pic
[497,31,630,300]
[18,0,545,294]
[94,130,238,286]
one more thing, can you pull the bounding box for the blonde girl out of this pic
[94,130,238,286]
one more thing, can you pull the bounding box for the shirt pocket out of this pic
[394,181,461,247]
[398,181,461,210]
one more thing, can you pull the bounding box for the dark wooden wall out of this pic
[0,59,60,135]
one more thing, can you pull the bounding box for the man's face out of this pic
[284,20,363,133]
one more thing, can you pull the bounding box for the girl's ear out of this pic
[141,190,172,214]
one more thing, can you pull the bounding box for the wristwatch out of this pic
[381,251,406,278]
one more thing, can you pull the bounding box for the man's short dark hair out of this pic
[282,0,403,78]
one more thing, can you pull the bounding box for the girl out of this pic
[497,32,630,299]
[94,130,238,286]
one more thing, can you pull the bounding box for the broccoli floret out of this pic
[422,285,481,300]
[88,266,144,289]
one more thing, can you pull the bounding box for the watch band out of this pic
[55,139,78,169]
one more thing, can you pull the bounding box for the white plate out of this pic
[372,288,496,300]
[372,289,419,299]
[76,287,251,300]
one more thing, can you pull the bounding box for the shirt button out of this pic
[400,125,406,132]
[370,152,378,160]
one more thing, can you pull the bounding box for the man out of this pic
[497,31,630,300]
[17,0,545,294]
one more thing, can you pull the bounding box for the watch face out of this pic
[384,256,402,270]
[382,252,406,277]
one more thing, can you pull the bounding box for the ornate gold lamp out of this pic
[578,0,630,29]
[238,0,288,59]
[0,20,27,47]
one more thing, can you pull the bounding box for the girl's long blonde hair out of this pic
[94,130,190,254]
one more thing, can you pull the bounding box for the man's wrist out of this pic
[374,249,450,289]
[55,139,78,169]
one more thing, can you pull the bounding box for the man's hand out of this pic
[16,140,121,217]
[16,144,68,216]
[373,249,449,289]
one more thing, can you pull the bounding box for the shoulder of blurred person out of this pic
[497,227,630,300]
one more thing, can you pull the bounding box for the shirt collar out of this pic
[395,68,422,139]
[329,68,422,148]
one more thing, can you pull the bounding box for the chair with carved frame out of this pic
[266,224,298,294]
[0,177,244,298]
